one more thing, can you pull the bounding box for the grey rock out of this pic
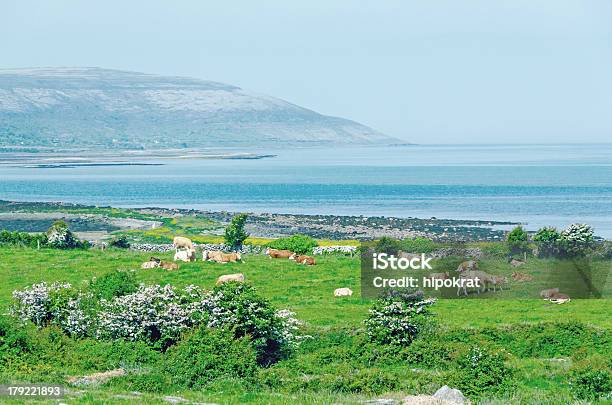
[432,385,470,404]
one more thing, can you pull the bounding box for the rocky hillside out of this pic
[0,67,397,149]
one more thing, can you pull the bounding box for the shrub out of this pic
[88,270,138,301]
[203,282,307,365]
[108,235,130,249]
[46,220,87,249]
[364,291,436,346]
[568,355,611,400]
[559,223,595,257]
[224,213,249,249]
[0,230,48,248]
[533,227,561,257]
[164,327,258,388]
[96,284,206,349]
[0,316,37,361]
[374,236,402,255]
[450,346,514,398]
[593,240,612,260]
[506,226,529,257]
[11,282,74,327]
[268,234,318,255]
[399,237,437,253]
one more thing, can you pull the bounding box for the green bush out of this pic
[593,240,612,260]
[533,227,561,257]
[164,327,258,389]
[0,230,48,248]
[88,270,138,301]
[374,236,402,255]
[108,235,130,249]
[268,234,318,255]
[46,220,88,249]
[506,226,529,257]
[568,355,611,400]
[450,346,514,398]
[399,237,437,253]
[224,213,249,249]
[0,316,37,362]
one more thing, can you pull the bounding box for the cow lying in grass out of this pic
[174,248,197,262]
[265,248,294,259]
[203,250,241,263]
[216,273,244,285]
[289,253,316,265]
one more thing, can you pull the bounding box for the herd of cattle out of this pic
[137,236,354,294]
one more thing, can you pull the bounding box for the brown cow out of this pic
[160,261,179,270]
[204,250,241,263]
[456,260,479,273]
[265,248,294,259]
[289,253,316,265]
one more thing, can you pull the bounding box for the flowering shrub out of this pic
[364,291,436,346]
[11,282,73,327]
[202,282,307,364]
[559,223,595,257]
[46,220,88,249]
[11,279,306,363]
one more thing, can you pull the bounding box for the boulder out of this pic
[433,386,470,404]
[402,395,452,405]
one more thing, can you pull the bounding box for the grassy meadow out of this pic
[0,245,610,404]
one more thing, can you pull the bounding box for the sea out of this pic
[1,144,611,238]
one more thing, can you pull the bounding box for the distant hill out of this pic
[0,67,398,149]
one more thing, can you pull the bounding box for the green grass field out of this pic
[0,246,610,404]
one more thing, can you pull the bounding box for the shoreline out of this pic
[0,200,518,242]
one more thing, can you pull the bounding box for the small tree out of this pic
[224,214,249,250]
[533,227,561,257]
[507,226,529,259]
[46,220,82,249]
[559,223,595,257]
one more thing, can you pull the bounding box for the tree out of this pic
[46,220,82,249]
[224,214,249,249]
[533,227,560,257]
[507,226,529,259]
[559,223,595,257]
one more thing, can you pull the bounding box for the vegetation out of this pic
[506,225,529,258]
[224,213,249,249]
[268,234,318,254]
[0,241,609,403]
[533,226,561,257]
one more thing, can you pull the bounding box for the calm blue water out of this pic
[1,144,611,238]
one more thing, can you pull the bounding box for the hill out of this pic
[0,67,398,149]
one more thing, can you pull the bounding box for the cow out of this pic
[456,260,479,273]
[289,253,316,265]
[457,270,492,296]
[216,273,245,286]
[141,261,160,269]
[489,275,508,292]
[265,248,294,259]
[160,261,179,270]
[548,292,571,304]
[512,271,533,282]
[334,287,353,297]
[540,288,560,299]
[150,256,162,264]
[174,248,197,262]
[203,250,241,263]
[426,272,449,281]
[173,236,194,252]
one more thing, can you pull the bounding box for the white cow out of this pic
[173,236,194,252]
[174,248,196,262]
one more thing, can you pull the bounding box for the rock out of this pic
[67,368,126,387]
[402,395,452,405]
[433,385,470,404]
[364,400,396,405]
[163,396,189,404]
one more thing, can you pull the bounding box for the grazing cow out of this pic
[398,251,420,260]
[289,253,316,265]
[265,248,294,259]
[216,273,245,286]
[512,271,533,282]
[174,248,196,262]
[457,270,492,296]
[456,260,479,273]
[203,250,241,263]
[173,236,194,252]
[426,272,450,281]
[141,261,160,269]
[489,275,508,292]
[160,261,179,270]
[334,287,353,297]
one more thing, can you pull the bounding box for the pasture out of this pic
[0,246,610,404]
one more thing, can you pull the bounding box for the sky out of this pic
[1,1,611,144]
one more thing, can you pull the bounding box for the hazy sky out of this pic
[1,1,611,143]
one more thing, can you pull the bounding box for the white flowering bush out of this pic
[11,279,307,363]
[364,290,436,346]
[11,282,73,327]
[560,223,595,257]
